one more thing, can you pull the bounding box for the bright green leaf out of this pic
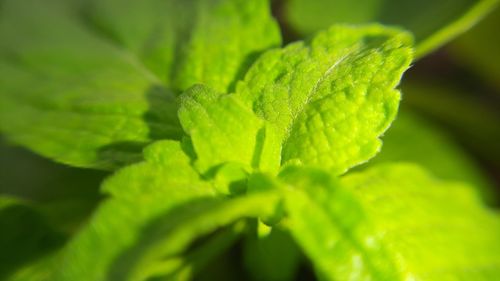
[52,140,214,280]
[54,140,281,281]
[0,0,280,169]
[178,85,272,174]
[238,25,412,173]
[95,194,279,281]
[180,24,412,175]
[284,0,498,57]
[282,164,500,280]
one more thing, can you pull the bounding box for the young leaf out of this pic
[284,0,498,57]
[0,0,280,169]
[282,164,500,280]
[178,85,272,174]
[180,24,412,175]
[54,140,281,281]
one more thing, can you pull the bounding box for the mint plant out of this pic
[1,0,499,280]
[285,0,498,57]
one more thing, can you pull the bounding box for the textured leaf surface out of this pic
[54,140,281,281]
[178,85,270,173]
[0,0,280,169]
[284,0,498,57]
[282,164,500,280]
[180,25,412,175]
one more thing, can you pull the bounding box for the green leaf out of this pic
[365,110,496,202]
[178,85,272,174]
[96,195,279,281]
[84,0,281,93]
[0,197,66,280]
[179,24,413,175]
[0,0,177,170]
[282,164,500,280]
[54,140,281,281]
[166,222,245,281]
[0,139,106,233]
[4,252,61,281]
[284,0,498,57]
[52,140,213,280]
[0,0,280,169]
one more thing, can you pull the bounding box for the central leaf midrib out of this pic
[279,48,357,162]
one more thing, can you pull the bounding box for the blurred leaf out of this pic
[0,197,66,280]
[284,0,498,57]
[402,80,500,171]
[4,252,61,281]
[54,140,281,281]
[54,140,215,280]
[170,222,245,281]
[0,139,104,201]
[365,110,496,202]
[82,0,281,94]
[0,0,280,169]
[0,141,104,280]
[451,6,500,89]
[243,223,302,281]
[0,139,105,233]
[282,164,500,280]
[192,242,248,281]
